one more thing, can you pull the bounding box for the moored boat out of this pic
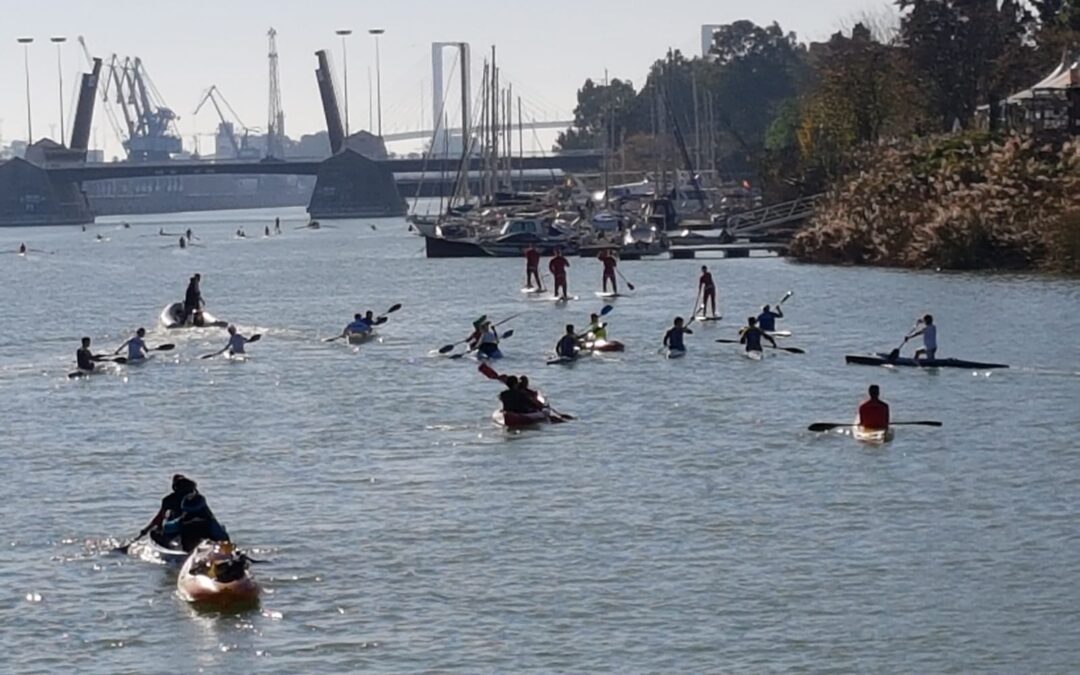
[845,353,1008,369]
[160,302,227,329]
[176,541,260,606]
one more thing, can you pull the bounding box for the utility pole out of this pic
[335,29,353,135]
[17,37,34,144]
[369,28,385,137]
[51,36,67,146]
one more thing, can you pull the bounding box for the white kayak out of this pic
[346,329,376,345]
[852,426,895,444]
[744,350,764,361]
[666,348,686,359]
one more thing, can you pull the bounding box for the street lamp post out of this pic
[369,28,385,137]
[17,37,34,144]
[51,36,67,146]
[335,29,353,136]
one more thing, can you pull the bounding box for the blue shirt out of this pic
[347,319,371,333]
[556,335,578,358]
[664,327,687,351]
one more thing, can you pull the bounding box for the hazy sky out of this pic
[0,0,889,157]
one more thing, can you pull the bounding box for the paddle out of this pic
[114,529,149,554]
[777,290,793,307]
[714,338,805,354]
[478,363,575,420]
[886,319,923,361]
[616,268,636,292]
[808,421,943,432]
[109,343,176,360]
[437,313,520,354]
[449,329,515,359]
[324,303,401,342]
[200,333,261,359]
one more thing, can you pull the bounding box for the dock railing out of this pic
[726,194,822,237]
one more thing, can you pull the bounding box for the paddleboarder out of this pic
[906,314,937,360]
[182,274,203,326]
[524,244,543,290]
[740,317,777,355]
[699,266,717,318]
[663,317,693,353]
[75,337,105,373]
[858,384,890,430]
[114,328,150,362]
[757,304,784,332]
[599,249,618,294]
[549,248,570,300]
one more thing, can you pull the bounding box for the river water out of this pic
[1,206,1078,673]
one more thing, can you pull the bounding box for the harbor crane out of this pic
[193,85,260,159]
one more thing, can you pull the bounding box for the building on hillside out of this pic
[979,53,1080,133]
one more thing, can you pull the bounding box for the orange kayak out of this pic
[177,541,260,606]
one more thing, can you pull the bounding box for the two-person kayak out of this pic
[176,540,260,606]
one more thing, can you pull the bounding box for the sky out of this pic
[0,0,890,158]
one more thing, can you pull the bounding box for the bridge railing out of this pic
[727,194,822,236]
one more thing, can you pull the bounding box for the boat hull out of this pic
[846,353,1008,369]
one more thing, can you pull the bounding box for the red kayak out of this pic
[582,339,625,353]
[492,408,568,428]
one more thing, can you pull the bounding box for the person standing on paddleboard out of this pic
[740,317,777,355]
[114,328,150,362]
[906,314,937,360]
[858,385,890,430]
[699,266,717,318]
[182,274,203,326]
[757,304,784,332]
[75,337,105,373]
[599,249,618,294]
[524,244,543,290]
[663,317,693,353]
[549,248,571,299]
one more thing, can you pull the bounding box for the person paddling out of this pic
[115,328,150,362]
[524,243,543,290]
[858,384,890,430]
[599,249,618,294]
[163,493,230,553]
[757,304,784,332]
[18,243,27,255]
[179,236,187,249]
[499,375,539,414]
[205,325,251,359]
[549,247,571,299]
[698,265,717,318]
[906,314,937,361]
[518,375,546,411]
[663,317,693,353]
[585,313,607,341]
[343,312,374,339]
[555,324,579,359]
[274,217,281,234]
[76,337,105,373]
[470,320,501,359]
[740,316,777,355]
[140,474,199,548]
[182,273,203,326]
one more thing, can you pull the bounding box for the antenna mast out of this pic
[267,28,285,158]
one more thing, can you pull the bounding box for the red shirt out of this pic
[858,399,890,429]
[602,256,617,272]
[700,272,714,289]
[549,256,569,276]
[525,249,540,268]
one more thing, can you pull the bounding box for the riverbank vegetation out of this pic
[557,1,1080,271]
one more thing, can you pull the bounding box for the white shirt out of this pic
[922,324,937,350]
[127,337,147,361]
[479,328,499,345]
[227,334,247,354]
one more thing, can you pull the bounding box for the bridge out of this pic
[381,120,572,143]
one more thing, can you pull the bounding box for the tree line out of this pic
[556,1,1080,199]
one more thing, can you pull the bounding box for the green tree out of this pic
[555,78,639,151]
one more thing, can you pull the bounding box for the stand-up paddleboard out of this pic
[160,303,228,329]
[521,286,546,295]
[594,291,626,299]
[694,315,723,323]
[548,295,579,303]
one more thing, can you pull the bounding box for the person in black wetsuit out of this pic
[740,316,778,355]
[75,337,104,373]
[182,274,203,326]
[143,474,199,547]
[163,493,230,552]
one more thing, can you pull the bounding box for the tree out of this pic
[555,78,639,151]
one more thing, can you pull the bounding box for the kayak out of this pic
[346,329,376,345]
[547,354,578,366]
[768,330,792,338]
[492,408,558,428]
[476,348,503,360]
[666,348,686,359]
[177,541,260,606]
[582,339,625,353]
[128,537,188,566]
[160,302,227,329]
[744,350,764,361]
[846,353,1009,369]
[852,426,895,444]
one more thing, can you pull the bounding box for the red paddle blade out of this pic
[477,363,501,380]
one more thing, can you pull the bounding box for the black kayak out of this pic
[846,353,1009,369]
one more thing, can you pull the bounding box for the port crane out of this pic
[193,85,260,159]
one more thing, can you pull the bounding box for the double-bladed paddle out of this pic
[449,330,515,359]
[108,343,176,361]
[199,333,261,360]
[714,338,805,354]
[437,313,519,355]
[324,303,402,342]
[808,421,942,432]
[478,363,575,420]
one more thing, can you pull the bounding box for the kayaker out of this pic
[163,493,230,553]
[179,236,187,249]
[663,317,693,352]
[499,375,536,414]
[599,249,618,294]
[699,266,717,317]
[518,375,545,411]
[75,337,105,373]
[906,314,937,360]
[473,321,501,359]
[142,474,199,546]
[114,327,150,361]
[224,326,250,356]
[18,242,27,255]
[524,244,543,290]
[182,274,203,326]
[185,228,195,241]
[585,313,607,341]
[757,304,784,332]
[344,312,373,338]
[858,384,890,430]
[555,324,579,359]
[740,316,777,354]
[549,247,571,299]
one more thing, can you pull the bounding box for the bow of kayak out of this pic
[177,541,260,606]
[852,426,895,444]
[582,339,625,353]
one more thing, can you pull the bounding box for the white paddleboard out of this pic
[594,291,625,299]
[521,287,546,295]
[694,315,723,323]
